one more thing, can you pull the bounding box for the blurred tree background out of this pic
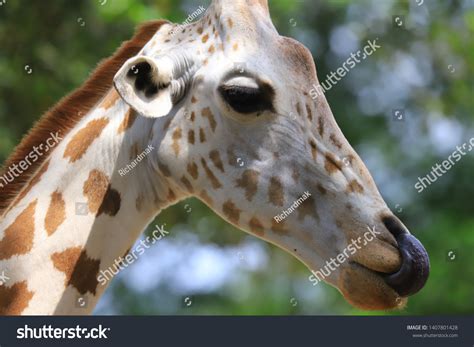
[0,0,472,315]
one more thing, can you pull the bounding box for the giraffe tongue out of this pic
[383,232,430,297]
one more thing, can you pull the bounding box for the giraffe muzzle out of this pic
[381,215,430,297]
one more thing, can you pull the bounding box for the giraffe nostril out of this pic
[382,215,407,238]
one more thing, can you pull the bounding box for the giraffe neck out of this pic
[0,90,181,315]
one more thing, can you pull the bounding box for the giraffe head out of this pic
[113,0,429,310]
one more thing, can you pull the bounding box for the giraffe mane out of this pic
[0,20,167,215]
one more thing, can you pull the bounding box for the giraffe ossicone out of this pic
[0,0,429,315]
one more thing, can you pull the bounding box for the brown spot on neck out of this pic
[64,118,110,163]
[83,170,121,216]
[202,107,217,132]
[180,176,194,193]
[0,281,34,315]
[201,158,222,189]
[117,108,138,134]
[209,150,225,173]
[45,191,66,236]
[199,128,206,143]
[158,162,172,177]
[83,170,109,215]
[324,153,342,174]
[51,247,101,295]
[100,89,120,110]
[317,184,327,195]
[235,169,260,201]
[130,142,140,161]
[97,187,121,217]
[0,200,37,260]
[188,129,195,144]
[136,193,144,211]
[347,179,364,194]
[306,103,313,121]
[318,117,325,137]
[222,200,241,225]
[329,133,343,149]
[296,102,302,116]
[171,128,182,157]
[309,140,318,160]
[249,217,264,236]
[227,147,237,167]
[268,177,285,207]
[187,161,199,179]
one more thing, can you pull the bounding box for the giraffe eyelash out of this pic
[218,82,275,115]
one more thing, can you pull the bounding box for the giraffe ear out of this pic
[113,54,195,118]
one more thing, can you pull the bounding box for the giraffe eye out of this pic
[218,77,275,114]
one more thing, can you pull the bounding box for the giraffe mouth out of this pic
[382,229,430,297]
[380,215,430,297]
[339,214,430,310]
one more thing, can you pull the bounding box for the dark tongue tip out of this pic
[384,233,430,297]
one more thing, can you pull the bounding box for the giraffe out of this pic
[0,0,429,315]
